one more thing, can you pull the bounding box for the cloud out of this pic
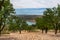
[10,0,60,8]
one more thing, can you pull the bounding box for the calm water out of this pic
[26,21,36,25]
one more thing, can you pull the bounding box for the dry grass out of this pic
[0,31,60,40]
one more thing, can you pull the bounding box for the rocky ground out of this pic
[0,31,60,40]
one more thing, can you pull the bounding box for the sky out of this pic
[10,0,60,8]
[10,0,60,15]
[15,8,46,15]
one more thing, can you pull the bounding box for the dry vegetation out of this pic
[0,31,60,40]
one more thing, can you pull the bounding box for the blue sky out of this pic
[10,0,60,15]
[15,8,46,15]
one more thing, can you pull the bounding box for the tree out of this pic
[57,5,60,32]
[16,17,22,34]
[43,6,60,34]
[36,17,46,33]
[8,16,22,33]
[43,8,55,34]
[0,0,15,35]
[8,15,28,34]
[21,20,28,31]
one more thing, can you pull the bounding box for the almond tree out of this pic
[0,0,15,35]
[43,6,60,34]
[36,17,45,33]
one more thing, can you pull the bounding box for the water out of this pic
[26,21,36,25]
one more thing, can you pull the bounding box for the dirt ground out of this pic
[0,31,60,40]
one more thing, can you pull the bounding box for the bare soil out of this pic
[0,31,60,40]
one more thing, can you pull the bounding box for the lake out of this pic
[26,21,36,25]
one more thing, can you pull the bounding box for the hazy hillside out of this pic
[16,15,42,20]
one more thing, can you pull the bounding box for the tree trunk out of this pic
[19,30,21,34]
[0,18,3,36]
[54,23,58,34]
[19,28,21,34]
[45,26,48,34]
[55,29,57,34]
[42,28,44,33]
[0,22,5,36]
[45,28,48,34]
[42,29,44,33]
[0,30,1,36]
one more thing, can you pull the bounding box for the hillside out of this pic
[16,15,42,21]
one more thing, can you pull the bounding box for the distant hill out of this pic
[16,15,43,22]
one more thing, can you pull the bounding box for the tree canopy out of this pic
[0,0,15,34]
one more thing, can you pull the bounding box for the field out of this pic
[0,31,60,40]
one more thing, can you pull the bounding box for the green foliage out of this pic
[8,16,29,33]
[8,16,21,31]
[27,26,34,32]
[36,17,44,29]
[0,0,15,34]
[36,4,60,34]
[21,20,28,30]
